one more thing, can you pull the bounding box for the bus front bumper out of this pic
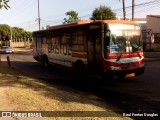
[104,67,145,78]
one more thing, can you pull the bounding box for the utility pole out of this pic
[122,0,126,20]
[38,0,41,30]
[10,27,12,47]
[132,0,135,21]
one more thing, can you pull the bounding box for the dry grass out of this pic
[13,47,33,53]
[0,62,132,120]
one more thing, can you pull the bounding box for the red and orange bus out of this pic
[32,20,144,78]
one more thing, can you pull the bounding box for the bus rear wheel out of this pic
[74,61,86,78]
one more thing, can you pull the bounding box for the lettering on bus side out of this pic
[50,44,71,55]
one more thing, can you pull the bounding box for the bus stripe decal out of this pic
[72,53,87,59]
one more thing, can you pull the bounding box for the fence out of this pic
[143,34,160,52]
[0,39,33,48]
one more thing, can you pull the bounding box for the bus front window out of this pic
[104,24,143,55]
[110,31,126,53]
[104,31,110,53]
[129,36,143,52]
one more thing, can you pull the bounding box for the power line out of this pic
[126,2,160,16]
[115,0,160,17]
[11,0,160,31]
[0,0,37,22]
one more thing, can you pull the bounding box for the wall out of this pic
[0,39,33,48]
[145,15,160,51]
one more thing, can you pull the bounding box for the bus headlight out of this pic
[110,66,121,70]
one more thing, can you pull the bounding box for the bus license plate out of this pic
[125,73,135,78]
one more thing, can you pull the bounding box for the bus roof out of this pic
[48,20,138,30]
[33,20,139,33]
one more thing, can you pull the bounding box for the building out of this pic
[119,16,160,51]
[145,15,160,51]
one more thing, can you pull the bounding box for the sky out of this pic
[0,0,159,32]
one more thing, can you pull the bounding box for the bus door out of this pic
[34,37,42,59]
[87,30,102,74]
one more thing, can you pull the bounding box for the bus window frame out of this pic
[71,30,85,45]
[70,29,86,52]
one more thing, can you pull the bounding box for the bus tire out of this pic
[75,61,86,78]
[43,56,49,68]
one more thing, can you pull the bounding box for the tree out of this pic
[90,5,116,20]
[0,0,10,10]
[0,24,11,40]
[63,11,79,24]
[0,25,32,41]
[11,27,30,39]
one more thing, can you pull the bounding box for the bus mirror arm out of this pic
[137,52,142,59]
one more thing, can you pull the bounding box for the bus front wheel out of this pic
[43,56,49,68]
[74,61,86,78]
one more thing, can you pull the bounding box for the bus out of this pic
[32,20,144,78]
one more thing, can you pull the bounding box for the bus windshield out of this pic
[104,24,143,54]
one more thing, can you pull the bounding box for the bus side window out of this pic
[67,34,72,52]
[104,31,110,46]
[68,38,72,46]
[71,31,84,52]
[104,36,110,46]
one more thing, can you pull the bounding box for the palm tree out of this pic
[0,0,10,10]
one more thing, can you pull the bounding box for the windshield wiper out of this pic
[137,52,142,59]
[116,54,122,61]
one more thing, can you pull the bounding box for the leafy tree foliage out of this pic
[0,24,11,40]
[63,11,79,24]
[12,27,32,40]
[0,24,32,41]
[90,5,116,20]
[0,0,10,10]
